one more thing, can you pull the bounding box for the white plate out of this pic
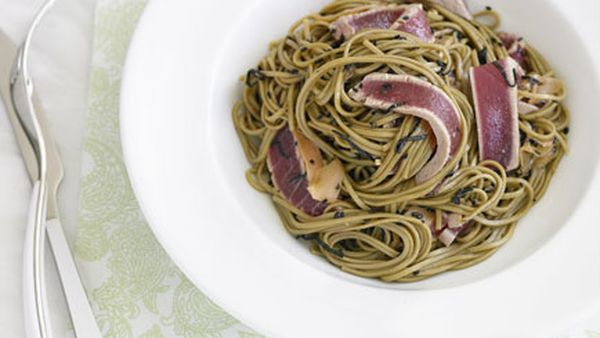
[120,0,600,337]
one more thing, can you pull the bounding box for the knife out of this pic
[1,15,102,338]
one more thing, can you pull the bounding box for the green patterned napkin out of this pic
[74,0,261,336]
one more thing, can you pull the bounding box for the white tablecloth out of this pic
[0,0,598,337]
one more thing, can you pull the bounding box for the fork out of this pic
[9,0,102,337]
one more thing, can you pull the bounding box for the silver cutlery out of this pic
[0,1,102,337]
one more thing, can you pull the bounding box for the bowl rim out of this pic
[120,0,600,337]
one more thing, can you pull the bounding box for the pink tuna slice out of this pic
[420,0,473,20]
[350,73,462,183]
[469,58,520,171]
[331,4,434,43]
[267,127,327,216]
[498,32,528,70]
[267,127,344,216]
[406,207,469,246]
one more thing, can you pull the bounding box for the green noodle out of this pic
[232,0,569,282]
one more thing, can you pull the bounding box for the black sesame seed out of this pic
[330,39,343,49]
[477,48,488,65]
[381,83,393,94]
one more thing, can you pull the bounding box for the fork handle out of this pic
[46,218,102,338]
[23,181,52,338]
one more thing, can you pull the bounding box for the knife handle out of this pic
[23,181,53,338]
[46,218,102,338]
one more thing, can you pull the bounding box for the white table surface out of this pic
[0,0,598,337]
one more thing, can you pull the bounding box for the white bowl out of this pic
[120,0,600,337]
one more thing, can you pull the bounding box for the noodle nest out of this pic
[232,0,569,282]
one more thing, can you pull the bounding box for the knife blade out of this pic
[1,28,102,338]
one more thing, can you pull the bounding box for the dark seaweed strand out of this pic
[435,60,452,76]
[395,117,425,153]
[314,237,344,257]
[254,92,263,105]
[296,234,317,241]
[297,234,344,257]
[483,184,496,193]
[288,172,307,184]
[395,134,429,153]
[333,130,374,160]
[386,102,405,113]
[246,68,266,87]
[444,170,456,180]
[271,139,291,159]
[452,187,475,205]
[491,61,518,87]
[520,131,527,146]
